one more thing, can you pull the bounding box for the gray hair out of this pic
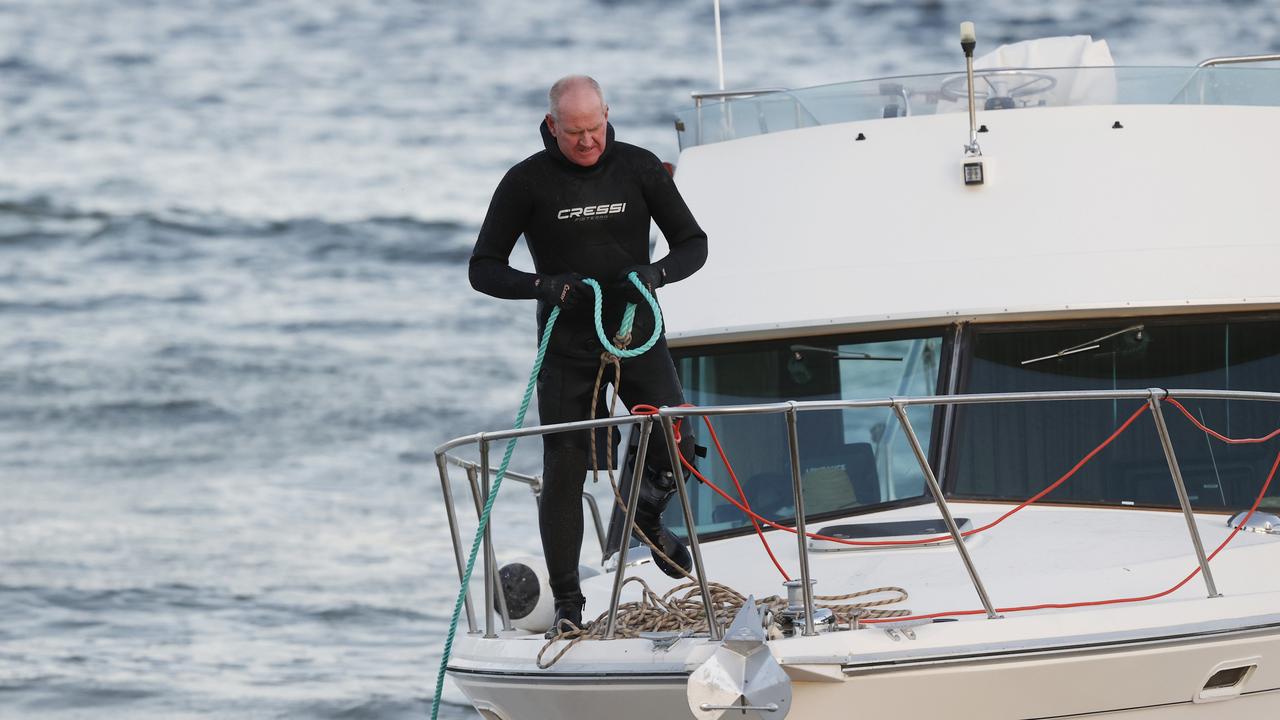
[548,75,606,121]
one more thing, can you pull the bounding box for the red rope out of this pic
[631,404,792,580]
[702,414,792,580]
[633,398,1280,622]
[865,446,1280,623]
[676,403,1150,548]
[1166,397,1280,444]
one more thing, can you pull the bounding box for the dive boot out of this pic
[632,469,693,578]
[544,602,584,639]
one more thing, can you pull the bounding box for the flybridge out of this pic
[659,43,1280,340]
[674,61,1280,150]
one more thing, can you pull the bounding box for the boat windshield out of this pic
[645,329,946,543]
[950,315,1280,511]
[603,315,1280,557]
[676,65,1280,149]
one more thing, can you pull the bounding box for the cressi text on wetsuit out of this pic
[469,120,707,614]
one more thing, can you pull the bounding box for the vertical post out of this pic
[695,96,704,147]
[605,418,653,639]
[893,403,1001,619]
[478,439,497,638]
[784,405,817,636]
[713,0,725,91]
[663,414,721,641]
[466,465,512,633]
[964,54,978,150]
[436,453,477,633]
[960,22,980,156]
[933,322,967,491]
[582,492,608,557]
[1148,391,1220,598]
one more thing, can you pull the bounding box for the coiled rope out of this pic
[537,578,908,668]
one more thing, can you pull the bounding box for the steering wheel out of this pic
[939,69,1058,104]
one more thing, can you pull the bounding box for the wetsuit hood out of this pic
[540,119,616,170]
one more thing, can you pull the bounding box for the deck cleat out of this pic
[776,578,834,635]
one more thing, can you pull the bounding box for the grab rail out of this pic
[445,454,607,557]
[435,388,1280,636]
[1198,54,1280,68]
[1172,55,1280,105]
[691,87,787,102]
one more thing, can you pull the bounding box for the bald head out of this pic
[546,75,609,167]
[548,75,606,121]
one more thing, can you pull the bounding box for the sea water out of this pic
[1,1,1277,717]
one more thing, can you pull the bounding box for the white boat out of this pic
[435,29,1280,720]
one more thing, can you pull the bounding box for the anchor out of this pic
[686,596,792,719]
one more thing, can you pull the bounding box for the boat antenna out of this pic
[960,21,980,156]
[713,0,726,90]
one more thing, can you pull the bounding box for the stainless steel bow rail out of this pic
[434,388,1280,640]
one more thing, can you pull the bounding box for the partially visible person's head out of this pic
[546,75,608,167]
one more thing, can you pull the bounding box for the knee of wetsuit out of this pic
[543,425,593,454]
[587,425,621,471]
[542,444,589,492]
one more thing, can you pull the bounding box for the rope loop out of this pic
[583,272,663,359]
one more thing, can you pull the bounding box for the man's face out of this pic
[547,90,608,167]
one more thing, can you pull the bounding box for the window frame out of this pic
[603,323,959,556]
[942,310,1280,511]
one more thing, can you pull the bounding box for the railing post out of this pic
[477,438,499,638]
[784,404,818,637]
[436,452,477,633]
[695,96,703,146]
[1148,390,1221,598]
[582,492,608,557]
[605,418,653,639]
[663,414,721,640]
[893,402,1002,619]
[465,465,512,633]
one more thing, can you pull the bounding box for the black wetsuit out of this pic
[470,121,707,610]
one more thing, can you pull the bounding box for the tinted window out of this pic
[663,330,945,538]
[951,317,1280,511]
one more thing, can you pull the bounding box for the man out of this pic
[469,75,707,635]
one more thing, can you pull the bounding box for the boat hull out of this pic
[450,623,1280,719]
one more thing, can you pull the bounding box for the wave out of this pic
[8,679,158,711]
[0,399,237,428]
[0,291,205,315]
[247,216,474,265]
[306,603,432,625]
[0,584,430,626]
[0,198,477,265]
[0,55,70,86]
[300,696,433,720]
[268,319,415,335]
[1,582,218,611]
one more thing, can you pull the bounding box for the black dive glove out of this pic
[615,264,663,304]
[536,272,589,311]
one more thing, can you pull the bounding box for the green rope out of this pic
[430,274,659,718]
[584,272,662,357]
